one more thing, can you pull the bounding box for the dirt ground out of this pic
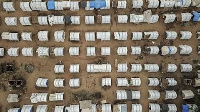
[0,0,200,112]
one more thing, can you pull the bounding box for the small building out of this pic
[165,90,177,99]
[165,31,177,39]
[101,15,111,24]
[1,32,19,41]
[5,17,17,26]
[113,104,127,112]
[38,16,49,25]
[144,31,159,39]
[131,46,141,55]
[54,106,65,112]
[180,64,193,72]
[130,78,141,86]
[116,90,127,100]
[8,108,21,112]
[167,64,177,72]
[162,104,177,112]
[179,45,192,54]
[130,14,144,23]
[70,16,80,24]
[180,31,192,39]
[117,0,127,8]
[181,13,193,22]
[7,94,19,103]
[102,104,112,112]
[182,90,194,99]
[147,0,159,8]
[65,105,80,112]
[131,64,142,72]
[0,48,4,56]
[87,64,112,72]
[161,46,177,55]
[117,78,129,87]
[160,0,175,8]
[117,15,128,23]
[132,91,141,99]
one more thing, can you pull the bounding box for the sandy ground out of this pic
[0,0,200,112]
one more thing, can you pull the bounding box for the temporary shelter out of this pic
[36,47,49,57]
[97,32,110,41]
[54,65,65,73]
[165,90,177,99]
[21,105,33,112]
[20,2,32,11]
[21,32,32,41]
[113,104,127,112]
[117,0,127,8]
[117,78,129,86]
[3,2,15,12]
[148,78,159,86]
[85,32,95,41]
[166,78,177,86]
[36,105,48,112]
[165,31,177,39]
[36,78,48,87]
[114,32,128,40]
[181,13,193,22]
[5,17,17,26]
[54,47,64,56]
[54,106,64,112]
[132,104,142,112]
[148,90,160,100]
[117,47,128,55]
[102,78,111,86]
[30,1,48,11]
[116,90,127,100]
[180,31,192,39]
[180,64,192,72]
[49,93,64,101]
[117,63,128,72]
[7,94,19,103]
[101,15,111,24]
[87,47,96,56]
[69,47,79,56]
[7,48,19,57]
[175,0,191,7]
[161,46,177,55]
[132,91,141,99]
[70,16,80,24]
[132,0,143,8]
[131,64,142,72]
[30,93,48,103]
[147,0,159,8]
[144,64,159,72]
[69,78,80,87]
[194,78,200,87]
[87,64,112,72]
[167,64,177,72]
[38,16,49,25]
[70,1,79,11]
[70,32,80,41]
[48,15,65,26]
[102,104,112,112]
[69,64,80,73]
[130,78,141,86]
[0,48,4,56]
[65,105,80,112]
[149,103,160,112]
[117,15,128,23]
[54,1,63,10]
[22,47,33,56]
[164,14,176,23]
[144,31,159,39]
[130,14,144,23]
[179,45,192,54]
[101,47,110,55]
[54,30,65,42]
[131,46,141,55]
[38,31,48,41]
[132,32,143,40]
[8,108,21,112]
[182,90,194,99]
[85,16,95,24]
[147,14,159,23]
[148,46,159,54]
[19,17,31,25]
[2,32,19,41]
[162,104,177,112]
[54,79,64,87]
[160,0,175,7]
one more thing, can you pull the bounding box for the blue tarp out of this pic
[89,0,106,9]
[182,105,189,112]
[193,11,200,21]
[47,0,55,10]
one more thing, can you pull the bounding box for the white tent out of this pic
[54,47,64,56]
[3,2,15,12]
[166,31,177,39]
[8,108,21,112]
[117,15,128,23]
[85,16,95,24]
[54,30,65,42]
[7,48,19,57]
[36,105,48,112]
[167,64,177,72]
[175,0,191,7]
[7,94,19,103]
[54,79,64,88]
[55,1,63,10]
[87,64,112,72]
[116,90,127,100]
[132,32,143,40]
[0,48,4,56]
[69,78,80,87]
[54,106,64,112]
[131,64,142,72]
[182,90,194,99]
[117,78,129,86]
[131,46,141,55]
[38,16,48,25]
[70,32,80,41]
[132,91,141,99]
[36,47,49,57]
[144,64,159,72]
[19,17,31,25]
[144,31,159,39]
[179,45,192,54]
[167,104,177,112]
[102,104,112,112]
[165,90,177,99]
[102,78,111,86]
[147,15,159,23]
[69,64,79,73]
[148,46,159,54]
[117,1,127,8]
[21,32,32,41]
[114,32,128,40]
[130,14,144,23]
[71,16,80,24]
[1,32,19,41]
[180,31,192,39]
[30,1,47,11]
[181,13,192,22]
[148,90,160,100]
[20,2,32,11]
[147,0,159,8]
[97,32,110,41]
[69,47,79,56]
[148,78,159,86]
[166,78,177,86]
[132,0,143,8]
[164,14,176,23]
[70,1,79,11]
[101,15,111,24]
[36,78,48,87]
[22,47,33,56]
[5,17,17,26]
[160,0,175,7]
[117,63,128,72]
[87,47,96,56]
[117,47,128,55]
[65,105,80,112]
[48,15,65,26]
[38,31,48,41]
[30,93,48,103]
[85,32,95,41]
[161,46,177,55]
[49,93,64,101]
[180,64,192,72]
[101,47,110,55]
[149,103,160,112]
[21,105,33,112]
[130,78,141,86]
[132,104,142,112]
[114,104,127,112]
[54,65,65,73]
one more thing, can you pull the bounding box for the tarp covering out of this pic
[69,47,79,56]
[7,94,19,103]
[47,0,55,10]
[102,104,112,112]
[54,65,65,73]
[20,2,32,11]
[87,47,96,56]
[69,64,79,73]
[117,15,128,23]
[101,47,110,55]
[148,78,159,86]
[36,47,49,57]
[36,78,48,87]
[131,46,141,55]
[182,105,189,112]
[117,47,128,55]
[3,2,15,12]
[54,79,64,87]
[182,90,194,99]
[87,64,111,72]
[132,91,141,99]
[117,63,128,72]
[89,0,106,9]
[8,108,21,112]
[165,90,177,99]
[132,104,142,112]
[21,105,33,112]
[131,64,142,72]
[193,11,200,21]
[117,78,129,86]
[116,90,127,100]
[7,48,19,57]
[181,13,193,22]
[49,93,64,101]
[36,105,48,112]
[132,0,143,8]
[148,0,159,8]
[102,78,111,86]
[30,93,48,103]
[85,32,95,41]
[69,78,80,87]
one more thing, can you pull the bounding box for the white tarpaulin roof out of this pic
[7,48,19,57]
[132,91,141,99]
[7,94,19,103]
[87,47,96,56]
[85,32,95,41]
[54,65,65,73]
[36,105,48,112]
[117,15,128,23]
[114,32,128,40]
[161,46,177,55]
[117,1,127,8]
[147,15,159,23]
[167,64,177,72]
[97,32,110,41]
[30,1,47,11]
[101,47,110,55]
[181,13,192,22]
[148,78,159,86]
[166,78,177,86]
[54,47,64,56]
[30,93,48,103]
[3,2,15,12]
[132,104,142,112]
[5,17,17,26]
[36,47,49,57]
[166,31,177,39]
[130,14,144,23]
[167,104,177,112]
[144,31,159,39]
[65,105,80,112]
[54,106,64,112]
[117,63,128,72]
[69,78,80,87]
[85,16,95,24]
[114,104,127,112]
[164,14,176,23]
[71,16,80,24]
[36,78,48,87]
[2,32,19,41]
[116,90,127,100]
[182,90,194,99]
[179,45,192,54]
[8,108,20,112]
[102,104,112,112]
[160,0,175,7]
[165,90,177,99]
[54,30,65,42]
[22,47,33,56]
[54,79,64,87]
[102,78,111,86]
[49,93,64,101]
[102,15,111,24]
[55,1,63,10]
[70,32,80,41]
[117,47,128,55]
[148,46,159,54]
[144,64,159,72]
[0,48,4,56]
[69,64,79,73]
[175,0,191,7]
[148,0,159,8]
[132,32,143,40]
[21,105,33,112]
[181,64,192,72]
[87,64,111,72]
[38,16,48,25]
[131,64,142,72]
[130,78,141,86]
[132,0,143,8]
[131,46,141,55]
[149,103,160,112]
[70,1,79,11]
[19,17,31,25]
[69,47,79,56]
[20,2,32,11]
[38,31,48,41]
[180,31,192,39]
[117,78,129,86]
[21,32,32,41]
[48,15,64,26]
[148,90,160,100]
